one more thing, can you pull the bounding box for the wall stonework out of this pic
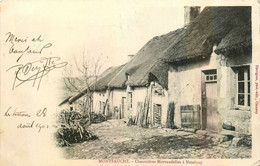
[168,47,218,127]
[168,47,251,135]
[218,52,252,134]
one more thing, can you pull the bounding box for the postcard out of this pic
[0,0,260,166]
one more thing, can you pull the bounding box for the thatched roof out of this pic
[59,96,72,106]
[94,64,126,91]
[108,28,184,89]
[69,64,126,103]
[164,7,251,62]
[65,7,252,104]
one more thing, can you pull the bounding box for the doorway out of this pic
[202,70,219,133]
[121,97,126,119]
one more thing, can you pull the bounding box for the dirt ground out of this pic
[61,119,251,159]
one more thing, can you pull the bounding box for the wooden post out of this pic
[142,83,152,127]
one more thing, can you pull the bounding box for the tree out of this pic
[63,52,105,123]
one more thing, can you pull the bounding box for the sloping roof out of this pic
[59,96,71,106]
[65,7,252,105]
[108,28,185,89]
[164,7,251,62]
[69,64,126,103]
[94,64,126,91]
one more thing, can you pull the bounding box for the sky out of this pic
[1,0,186,76]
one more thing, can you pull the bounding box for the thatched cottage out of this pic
[108,29,184,127]
[165,7,252,135]
[68,64,126,117]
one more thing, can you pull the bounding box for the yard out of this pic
[60,119,251,159]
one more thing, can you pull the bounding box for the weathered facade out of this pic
[166,7,252,135]
[107,88,127,119]
[59,7,251,135]
[168,47,251,134]
[107,29,184,127]
[125,82,168,127]
[67,64,126,117]
[92,91,107,114]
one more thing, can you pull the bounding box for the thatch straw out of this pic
[69,64,126,103]
[68,7,251,103]
[164,7,251,62]
[108,28,184,89]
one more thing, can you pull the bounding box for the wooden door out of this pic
[153,104,162,125]
[121,97,126,118]
[206,82,219,132]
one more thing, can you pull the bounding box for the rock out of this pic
[220,140,232,148]
[183,128,196,133]
[231,137,243,147]
[206,136,211,140]
[196,130,208,136]
[197,135,206,139]
[177,128,184,131]
[207,133,219,139]
[176,131,193,136]
[211,137,219,144]
[164,128,173,132]
[221,130,240,137]
[186,134,196,138]
[220,135,231,143]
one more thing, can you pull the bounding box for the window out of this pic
[234,66,250,107]
[205,70,217,82]
[128,92,132,109]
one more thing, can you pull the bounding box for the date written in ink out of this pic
[17,121,49,132]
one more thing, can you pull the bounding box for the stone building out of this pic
[165,7,252,135]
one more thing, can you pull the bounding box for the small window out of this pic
[204,70,217,82]
[233,66,250,108]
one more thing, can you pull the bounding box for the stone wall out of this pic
[168,46,252,135]
[168,47,218,128]
[217,51,252,134]
[221,109,251,134]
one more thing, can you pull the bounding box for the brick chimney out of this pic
[184,6,201,25]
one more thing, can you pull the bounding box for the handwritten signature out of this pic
[6,57,68,90]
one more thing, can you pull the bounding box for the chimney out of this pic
[127,54,134,62]
[184,6,201,25]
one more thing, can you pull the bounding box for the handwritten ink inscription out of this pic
[5,32,68,90]
[4,106,49,132]
[7,57,67,90]
[5,32,52,62]
[5,106,31,117]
